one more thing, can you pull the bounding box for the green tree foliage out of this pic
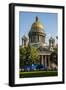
[20,47,26,68]
[31,47,39,64]
[20,46,39,68]
[25,46,32,66]
[50,47,58,65]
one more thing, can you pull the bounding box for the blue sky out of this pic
[19,12,58,45]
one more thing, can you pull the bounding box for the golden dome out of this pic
[31,16,44,30]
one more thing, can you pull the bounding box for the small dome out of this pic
[49,37,55,42]
[31,16,44,30]
[22,35,28,40]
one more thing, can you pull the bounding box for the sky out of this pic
[19,12,58,45]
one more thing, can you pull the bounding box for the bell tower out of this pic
[22,35,28,47]
[49,37,55,51]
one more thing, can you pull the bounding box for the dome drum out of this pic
[28,31,46,37]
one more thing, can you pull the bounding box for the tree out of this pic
[20,46,39,68]
[50,47,58,65]
[25,46,32,66]
[20,47,26,68]
[31,47,39,64]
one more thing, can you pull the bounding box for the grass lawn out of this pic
[19,71,58,78]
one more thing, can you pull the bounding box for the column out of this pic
[43,55,45,66]
[41,55,44,65]
[48,55,50,69]
[40,55,41,64]
[38,35,39,42]
[45,55,47,67]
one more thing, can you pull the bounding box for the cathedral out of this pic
[21,16,57,69]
